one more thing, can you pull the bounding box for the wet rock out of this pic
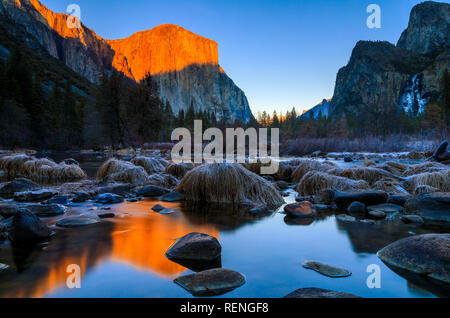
[302,261,352,278]
[360,219,376,224]
[96,184,132,196]
[344,156,353,163]
[430,140,448,161]
[14,189,57,202]
[45,195,70,205]
[415,185,439,195]
[159,208,175,215]
[248,205,268,215]
[367,203,404,214]
[378,234,450,293]
[333,191,388,210]
[127,198,138,202]
[160,192,184,202]
[0,179,40,198]
[284,201,316,218]
[56,216,99,228]
[276,181,290,190]
[401,215,425,224]
[166,232,221,261]
[0,203,19,218]
[94,193,124,205]
[347,201,366,214]
[152,204,166,212]
[136,185,168,197]
[404,192,450,222]
[387,194,412,207]
[313,204,331,212]
[368,210,386,219]
[24,204,66,217]
[72,192,90,203]
[336,214,356,222]
[9,208,53,244]
[284,287,360,298]
[316,189,335,204]
[98,213,115,219]
[174,268,245,296]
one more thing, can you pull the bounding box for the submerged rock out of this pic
[404,192,450,223]
[344,156,354,163]
[94,193,124,204]
[9,208,53,244]
[0,179,40,197]
[98,213,115,219]
[333,191,388,210]
[284,287,360,298]
[152,204,166,212]
[160,192,184,202]
[14,189,57,202]
[401,215,425,224]
[302,261,352,278]
[347,201,366,214]
[174,268,245,296]
[56,216,99,228]
[24,204,66,217]
[284,202,316,218]
[368,210,386,219]
[136,185,168,197]
[378,234,450,295]
[72,192,90,203]
[166,232,221,261]
[336,214,356,222]
[96,183,132,196]
[45,195,70,205]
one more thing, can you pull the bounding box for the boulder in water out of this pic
[9,208,53,244]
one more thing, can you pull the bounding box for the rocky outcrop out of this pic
[329,2,450,118]
[0,0,252,122]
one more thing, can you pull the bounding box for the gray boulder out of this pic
[166,232,221,261]
[24,204,66,217]
[405,192,450,222]
[14,189,57,202]
[0,179,40,197]
[136,185,168,197]
[94,193,124,204]
[9,208,53,244]
[347,201,366,214]
[333,191,388,210]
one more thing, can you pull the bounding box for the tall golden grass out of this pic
[0,154,86,183]
[327,167,394,185]
[97,158,148,185]
[291,160,337,182]
[164,162,194,179]
[404,170,450,193]
[402,162,448,177]
[176,163,285,208]
[376,161,408,176]
[147,173,179,188]
[131,156,168,174]
[296,171,369,196]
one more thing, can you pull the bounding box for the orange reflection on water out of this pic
[110,201,219,277]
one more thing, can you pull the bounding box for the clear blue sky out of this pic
[41,0,431,115]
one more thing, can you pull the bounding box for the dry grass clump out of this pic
[165,162,194,179]
[176,163,285,208]
[372,178,408,194]
[23,158,58,176]
[414,185,439,195]
[97,158,149,185]
[402,162,448,177]
[364,158,376,167]
[131,156,168,174]
[296,171,369,196]
[147,173,179,188]
[327,166,394,185]
[404,170,450,193]
[291,160,337,182]
[0,154,34,176]
[376,161,408,176]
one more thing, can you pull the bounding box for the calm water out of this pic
[0,152,448,298]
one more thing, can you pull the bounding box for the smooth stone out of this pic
[71,192,90,203]
[127,198,138,202]
[347,201,366,214]
[152,204,166,212]
[367,203,404,214]
[284,201,316,218]
[174,268,245,297]
[313,204,331,212]
[160,192,184,202]
[0,179,40,197]
[14,189,57,202]
[404,192,450,223]
[0,203,19,218]
[336,214,356,222]
[368,210,386,219]
[9,208,53,244]
[360,219,376,224]
[45,195,70,205]
[387,194,412,207]
[56,216,99,228]
[96,184,132,196]
[377,234,450,291]
[159,208,175,215]
[98,213,115,219]
[284,287,360,298]
[136,185,168,197]
[24,204,66,217]
[94,193,124,204]
[333,191,388,210]
[302,261,351,278]
[166,232,221,261]
[401,215,425,224]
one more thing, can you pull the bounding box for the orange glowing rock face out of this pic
[107,24,220,81]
